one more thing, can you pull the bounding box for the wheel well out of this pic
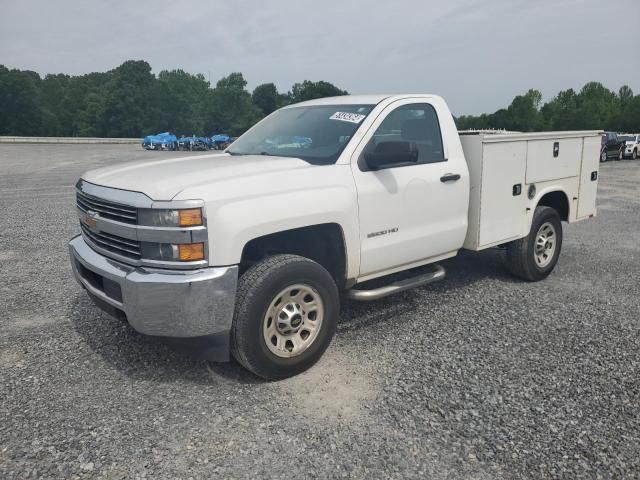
[537,191,569,221]
[240,223,347,289]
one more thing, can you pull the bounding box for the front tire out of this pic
[633,149,637,160]
[506,206,563,281]
[231,254,339,379]
[600,150,607,162]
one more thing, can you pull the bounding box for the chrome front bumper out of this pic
[69,235,238,339]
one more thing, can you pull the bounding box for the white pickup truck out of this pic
[69,94,601,379]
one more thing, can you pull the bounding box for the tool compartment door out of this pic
[526,138,582,183]
[478,141,527,247]
[577,135,600,219]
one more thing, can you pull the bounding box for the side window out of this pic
[361,103,445,170]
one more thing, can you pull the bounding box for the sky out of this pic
[1,0,639,116]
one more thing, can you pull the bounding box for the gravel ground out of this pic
[0,144,638,479]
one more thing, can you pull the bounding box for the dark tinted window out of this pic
[364,103,445,166]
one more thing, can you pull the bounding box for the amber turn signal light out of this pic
[179,208,203,226]
[178,243,205,261]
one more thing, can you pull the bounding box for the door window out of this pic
[361,103,445,170]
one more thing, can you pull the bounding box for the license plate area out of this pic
[75,259,123,303]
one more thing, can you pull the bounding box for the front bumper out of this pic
[69,235,238,343]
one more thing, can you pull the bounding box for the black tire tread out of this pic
[506,206,561,282]
[505,231,530,280]
[231,254,337,378]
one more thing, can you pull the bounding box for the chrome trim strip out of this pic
[137,224,208,243]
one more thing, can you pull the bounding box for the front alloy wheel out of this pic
[231,254,339,379]
[263,284,324,358]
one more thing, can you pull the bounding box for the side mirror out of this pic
[363,141,419,171]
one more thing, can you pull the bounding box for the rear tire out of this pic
[231,254,339,380]
[506,206,563,282]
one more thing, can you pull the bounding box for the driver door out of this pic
[350,99,469,279]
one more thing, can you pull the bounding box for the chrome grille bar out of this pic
[80,223,141,259]
[77,190,137,224]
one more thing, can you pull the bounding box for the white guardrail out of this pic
[0,136,141,144]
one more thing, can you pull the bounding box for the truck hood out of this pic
[82,153,314,200]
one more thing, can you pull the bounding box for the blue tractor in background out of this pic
[211,134,235,150]
[178,135,213,151]
[143,132,235,152]
[142,132,178,151]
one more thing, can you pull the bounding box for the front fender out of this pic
[198,170,361,280]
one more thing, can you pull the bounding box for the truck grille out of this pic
[80,223,142,259]
[76,190,138,225]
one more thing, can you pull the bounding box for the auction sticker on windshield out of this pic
[330,112,366,123]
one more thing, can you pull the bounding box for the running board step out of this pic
[346,264,446,301]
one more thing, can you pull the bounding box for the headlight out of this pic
[140,241,205,262]
[138,208,203,227]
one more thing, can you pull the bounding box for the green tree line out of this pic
[1,60,638,137]
[456,84,640,133]
[0,60,347,137]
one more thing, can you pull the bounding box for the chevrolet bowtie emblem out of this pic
[83,210,99,230]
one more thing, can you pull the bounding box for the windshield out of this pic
[620,135,634,142]
[227,104,374,165]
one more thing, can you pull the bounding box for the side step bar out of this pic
[346,265,446,301]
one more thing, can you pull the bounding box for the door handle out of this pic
[440,173,461,183]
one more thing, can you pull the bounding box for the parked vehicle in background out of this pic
[600,132,624,161]
[212,134,235,150]
[178,136,210,151]
[70,94,600,379]
[620,134,639,160]
[193,137,212,151]
[178,136,193,150]
[142,132,177,151]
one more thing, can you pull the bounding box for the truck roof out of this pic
[286,94,438,108]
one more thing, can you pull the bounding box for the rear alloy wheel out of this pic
[533,222,557,268]
[506,206,563,281]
